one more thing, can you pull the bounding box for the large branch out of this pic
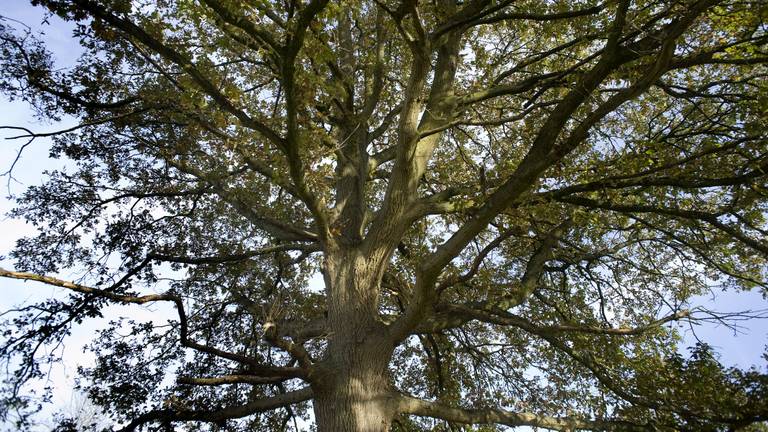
[365,16,468,253]
[177,374,293,386]
[148,243,320,266]
[384,2,631,343]
[418,0,633,274]
[263,321,314,369]
[276,0,331,236]
[387,0,719,343]
[430,0,602,38]
[397,394,647,431]
[118,387,313,432]
[458,71,563,106]
[104,243,319,293]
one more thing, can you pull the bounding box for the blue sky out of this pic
[0,1,766,430]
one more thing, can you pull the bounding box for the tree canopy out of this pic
[0,0,767,430]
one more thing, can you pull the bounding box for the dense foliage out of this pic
[1,0,767,430]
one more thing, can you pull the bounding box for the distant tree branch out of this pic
[71,0,287,149]
[556,196,768,256]
[0,268,304,377]
[538,146,767,199]
[199,0,282,54]
[165,158,318,242]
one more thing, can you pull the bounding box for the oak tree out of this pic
[1,0,768,430]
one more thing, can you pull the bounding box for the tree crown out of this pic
[1,0,767,430]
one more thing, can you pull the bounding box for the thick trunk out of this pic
[312,349,395,432]
[311,248,397,432]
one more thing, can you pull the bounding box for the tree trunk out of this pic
[311,248,397,432]
[312,347,396,432]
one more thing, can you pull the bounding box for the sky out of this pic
[0,5,82,430]
[0,1,766,431]
[0,5,167,430]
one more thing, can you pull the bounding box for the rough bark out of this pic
[311,247,397,432]
[312,348,396,432]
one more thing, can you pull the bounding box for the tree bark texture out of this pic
[312,248,397,432]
